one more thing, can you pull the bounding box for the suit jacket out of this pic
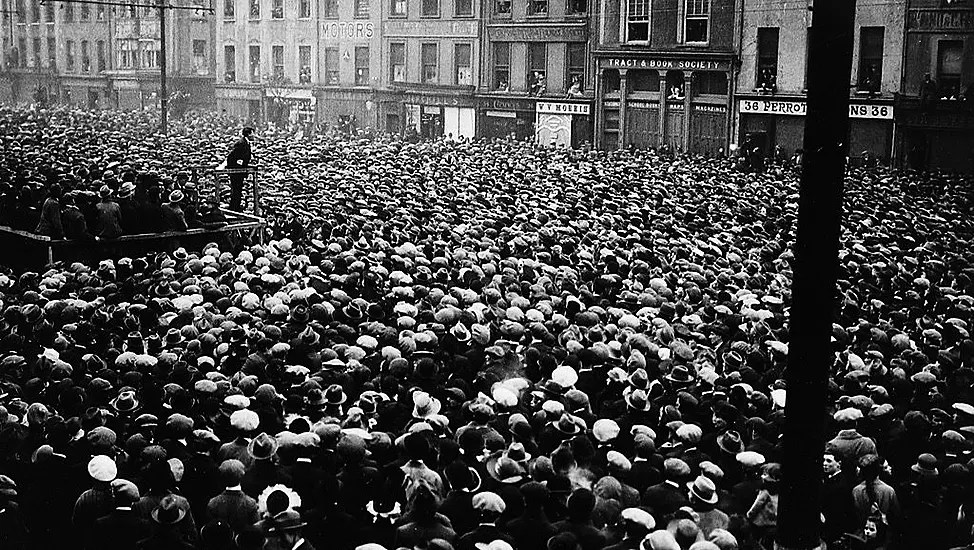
[456,524,515,550]
[207,488,258,533]
[89,508,153,550]
[227,137,252,168]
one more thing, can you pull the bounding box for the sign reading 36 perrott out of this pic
[738,99,893,120]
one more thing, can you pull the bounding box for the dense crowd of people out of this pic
[1,105,974,550]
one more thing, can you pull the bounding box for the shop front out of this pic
[265,87,316,127]
[895,97,974,173]
[317,88,377,134]
[478,95,536,141]
[535,100,593,148]
[737,97,894,163]
[594,53,733,154]
[215,84,263,123]
[61,75,109,109]
[380,90,476,139]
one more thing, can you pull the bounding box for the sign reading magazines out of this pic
[739,99,893,120]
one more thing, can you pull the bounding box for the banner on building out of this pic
[739,99,893,120]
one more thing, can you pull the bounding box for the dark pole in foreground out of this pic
[776,1,856,549]
[158,0,168,134]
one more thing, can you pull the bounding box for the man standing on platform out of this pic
[225,127,253,211]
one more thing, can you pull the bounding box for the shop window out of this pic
[528,0,547,16]
[355,0,370,18]
[299,0,311,17]
[627,0,649,42]
[249,44,261,82]
[224,45,236,82]
[272,45,284,80]
[224,0,235,19]
[567,43,585,94]
[390,42,405,82]
[857,27,883,94]
[937,40,963,98]
[495,0,511,14]
[421,43,438,83]
[566,0,586,15]
[684,0,709,44]
[756,27,778,93]
[391,0,407,15]
[493,42,510,91]
[299,45,312,83]
[323,0,338,17]
[249,0,260,19]
[604,69,620,93]
[666,71,685,100]
[630,70,659,92]
[695,71,727,95]
[271,0,283,18]
[528,44,546,96]
[455,0,472,16]
[325,47,339,85]
[355,46,369,85]
[455,43,471,85]
[422,0,439,16]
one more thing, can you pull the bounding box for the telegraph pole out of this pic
[39,0,211,134]
[157,0,166,133]
[775,1,857,549]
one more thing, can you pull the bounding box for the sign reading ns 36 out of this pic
[739,99,893,120]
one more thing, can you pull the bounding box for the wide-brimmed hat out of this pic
[486,455,526,484]
[151,494,187,525]
[912,453,939,476]
[110,390,140,414]
[412,391,441,419]
[717,430,743,454]
[248,432,279,460]
[551,412,582,435]
[269,509,306,532]
[169,190,185,203]
[665,365,694,385]
[117,182,136,199]
[324,384,347,406]
[687,475,719,504]
[624,388,652,412]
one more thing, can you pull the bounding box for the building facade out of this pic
[895,0,973,173]
[478,0,594,145]
[216,0,381,129]
[592,0,738,153]
[375,0,481,138]
[0,0,214,112]
[736,0,904,163]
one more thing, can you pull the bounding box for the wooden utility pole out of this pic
[776,1,857,549]
[157,0,166,133]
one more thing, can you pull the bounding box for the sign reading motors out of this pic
[739,99,893,120]
[321,21,375,40]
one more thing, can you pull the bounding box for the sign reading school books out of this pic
[739,99,893,120]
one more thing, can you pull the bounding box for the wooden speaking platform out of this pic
[0,165,266,269]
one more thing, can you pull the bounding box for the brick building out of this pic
[216,0,381,128]
[477,0,594,145]
[895,0,974,173]
[735,0,904,163]
[375,0,482,138]
[592,0,738,153]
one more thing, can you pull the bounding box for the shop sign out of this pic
[629,101,656,110]
[694,104,727,114]
[488,24,587,42]
[385,20,477,37]
[486,110,517,118]
[266,87,314,100]
[602,58,730,72]
[481,97,535,112]
[739,99,892,120]
[908,9,974,31]
[320,21,375,40]
[604,100,620,108]
[537,101,590,115]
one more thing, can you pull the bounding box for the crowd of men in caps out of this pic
[2,106,974,550]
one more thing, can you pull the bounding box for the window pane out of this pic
[938,40,963,97]
[355,46,369,85]
[529,44,546,95]
[355,0,370,17]
[299,45,312,82]
[325,47,339,84]
[422,43,438,83]
[493,42,509,90]
[299,0,310,17]
[858,26,883,92]
[225,45,236,81]
[249,45,260,82]
[495,0,511,13]
[757,27,778,91]
[456,0,472,15]
[271,0,283,18]
[391,43,405,81]
[455,44,471,85]
[225,0,235,18]
[567,43,585,92]
[422,0,439,15]
[250,0,260,17]
[324,0,337,16]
